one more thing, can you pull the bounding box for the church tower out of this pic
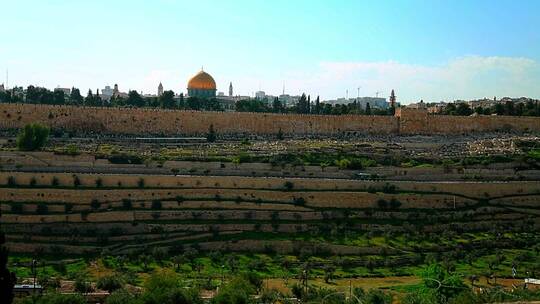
[229,82,233,97]
[158,82,164,97]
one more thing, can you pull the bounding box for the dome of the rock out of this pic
[187,70,216,90]
[187,70,217,99]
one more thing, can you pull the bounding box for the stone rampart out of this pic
[396,107,540,134]
[0,103,397,136]
[2,103,538,136]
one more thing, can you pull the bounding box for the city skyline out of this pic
[1,0,540,103]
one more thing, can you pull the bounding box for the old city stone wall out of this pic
[0,103,539,136]
[0,103,397,136]
[396,108,540,134]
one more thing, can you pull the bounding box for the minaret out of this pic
[390,89,396,108]
[158,82,164,97]
[228,82,233,97]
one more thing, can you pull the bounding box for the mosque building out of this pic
[185,69,244,111]
[187,69,217,99]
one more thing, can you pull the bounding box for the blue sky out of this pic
[1,0,539,103]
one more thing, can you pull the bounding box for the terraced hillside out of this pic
[2,172,539,275]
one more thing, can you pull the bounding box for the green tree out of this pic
[420,264,467,303]
[505,100,515,115]
[16,123,50,151]
[69,87,83,105]
[84,89,94,106]
[159,90,176,109]
[53,90,65,105]
[141,270,202,304]
[314,96,320,114]
[212,277,254,304]
[235,99,270,112]
[272,97,283,113]
[127,90,145,107]
[443,103,457,115]
[296,93,309,114]
[456,103,472,116]
[365,102,371,115]
[494,103,505,115]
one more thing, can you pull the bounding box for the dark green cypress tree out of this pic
[365,102,371,115]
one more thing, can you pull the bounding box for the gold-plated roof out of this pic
[187,70,216,90]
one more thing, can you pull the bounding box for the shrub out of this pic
[81,210,90,221]
[108,153,143,164]
[7,176,16,187]
[91,199,101,210]
[74,275,94,294]
[11,203,23,214]
[377,199,388,209]
[16,123,50,151]
[73,175,81,187]
[335,158,351,169]
[363,289,392,304]
[32,293,87,304]
[122,199,132,209]
[96,275,124,292]
[51,176,60,187]
[137,178,145,188]
[95,178,103,188]
[293,197,306,206]
[65,204,73,213]
[29,177,37,187]
[207,124,217,142]
[213,277,254,304]
[105,289,138,304]
[151,200,162,210]
[277,128,284,140]
[36,203,49,215]
[65,144,79,155]
[382,183,397,194]
[283,181,294,191]
[389,198,402,209]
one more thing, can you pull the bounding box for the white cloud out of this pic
[282,56,540,103]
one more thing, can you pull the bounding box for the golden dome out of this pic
[187,70,216,90]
